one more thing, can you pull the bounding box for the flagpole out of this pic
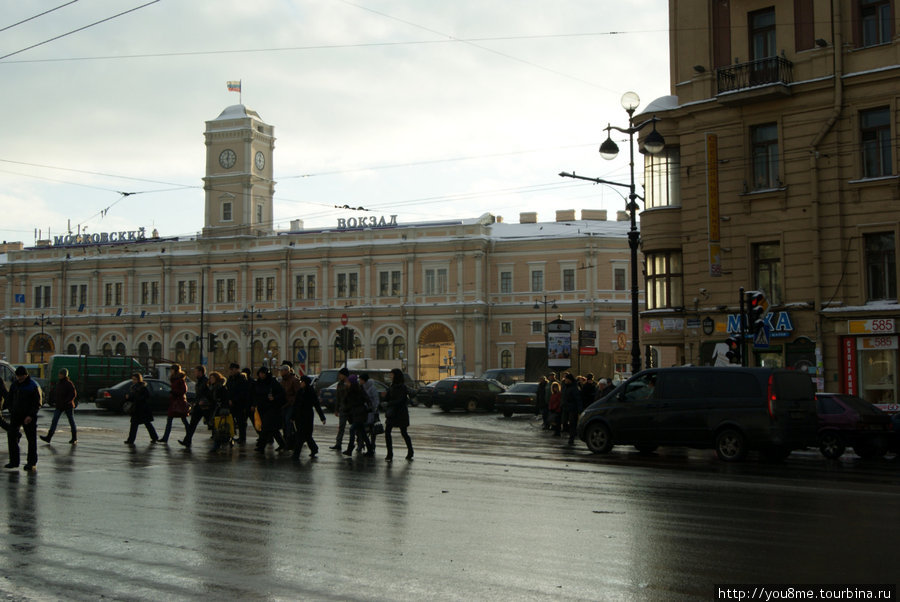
[239,79,242,104]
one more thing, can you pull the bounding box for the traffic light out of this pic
[725,336,742,364]
[747,291,768,335]
[345,328,355,351]
[208,332,218,352]
[335,329,344,350]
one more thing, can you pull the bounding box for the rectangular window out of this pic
[151,282,159,305]
[563,268,575,292]
[530,269,544,293]
[860,0,892,47]
[177,281,187,304]
[500,271,512,294]
[531,321,543,334]
[215,279,225,303]
[188,281,197,304]
[106,283,114,306]
[33,285,51,308]
[336,273,358,298]
[860,107,892,178]
[424,268,448,295]
[751,123,780,190]
[645,251,683,310]
[256,204,263,224]
[615,319,627,333]
[222,202,232,222]
[749,7,776,60]
[614,267,627,291]
[70,284,86,309]
[254,277,264,301]
[865,232,897,301]
[753,242,782,305]
[266,276,275,301]
[644,148,681,209]
[227,278,236,302]
[142,282,150,305]
[379,270,401,297]
[114,282,123,306]
[794,0,815,51]
[500,322,512,335]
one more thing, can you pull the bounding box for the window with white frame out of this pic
[379,269,402,297]
[265,276,275,301]
[500,349,512,369]
[295,273,317,300]
[336,272,358,299]
[530,268,544,293]
[33,285,51,309]
[106,282,123,306]
[499,270,512,294]
[69,284,87,308]
[222,201,233,222]
[644,147,681,208]
[500,321,512,335]
[614,267,627,291]
[531,321,543,334]
[562,268,576,292]
[424,266,448,295]
[215,277,236,303]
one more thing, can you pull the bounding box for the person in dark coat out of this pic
[560,372,582,446]
[383,368,413,461]
[40,368,78,444]
[227,363,251,444]
[124,372,159,444]
[159,365,190,444]
[0,377,9,433]
[178,365,211,449]
[291,375,327,460]
[5,366,42,471]
[329,367,350,450]
[342,375,373,457]
[251,367,286,453]
[535,375,549,430]
[208,371,232,452]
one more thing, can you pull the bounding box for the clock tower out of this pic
[202,105,275,236]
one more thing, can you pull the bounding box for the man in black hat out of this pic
[329,367,351,450]
[6,366,42,471]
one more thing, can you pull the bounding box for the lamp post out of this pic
[560,91,665,375]
[33,313,52,364]
[241,306,262,368]
[533,295,558,354]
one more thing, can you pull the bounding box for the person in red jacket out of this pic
[159,365,190,444]
[40,368,78,444]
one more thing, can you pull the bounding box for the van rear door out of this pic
[770,371,817,445]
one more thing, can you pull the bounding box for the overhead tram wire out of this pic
[0,0,161,61]
[0,1,81,34]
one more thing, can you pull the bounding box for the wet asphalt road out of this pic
[1,406,898,601]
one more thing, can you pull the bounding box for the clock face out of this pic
[218,149,236,169]
[255,151,265,171]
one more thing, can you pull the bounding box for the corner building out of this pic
[1,105,641,383]
[639,1,898,408]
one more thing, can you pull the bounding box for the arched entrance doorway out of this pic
[417,323,455,383]
[27,334,55,364]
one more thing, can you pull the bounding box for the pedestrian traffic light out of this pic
[208,332,218,352]
[335,329,344,350]
[345,328,355,351]
[747,291,768,335]
[725,336,742,364]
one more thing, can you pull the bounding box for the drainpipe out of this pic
[808,0,843,390]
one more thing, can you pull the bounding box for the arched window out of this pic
[251,340,263,368]
[79,343,90,355]
[500,349,512,369]
[102,342,112,356]
[67,343,77,355]
[225,340,239,367]
[292,339,305,365]
[187,341,200,367]
[265,339,279,368]
[350,333,363,359]
[115,342,127,356]
[151,341,162,361]
[138,342,150,366]
[376,336,389,360]
[174,341,186,364]
[308,339,320,374]
[392,336,406,360]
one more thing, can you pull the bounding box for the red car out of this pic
[815,392,893,459]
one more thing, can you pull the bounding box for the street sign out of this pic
[340,313,348,326]
[753,326,770,349]
[296,349,307,363]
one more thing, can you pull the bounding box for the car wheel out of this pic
[585,422,613,454]
[634,444,658,454]
[715,428,747,462]
[466,398,478,413]
[121,401,134,415]
[502,410,513,418]
[818,431,845,460]
[424,401,433,408]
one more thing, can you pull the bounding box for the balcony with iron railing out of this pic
[715,56,793,104]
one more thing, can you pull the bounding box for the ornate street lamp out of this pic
[533,295,558,353]
[559,91,665,375]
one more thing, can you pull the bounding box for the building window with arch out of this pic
[102,342,113,356]
[115,342,126,356]
[79,342,90,355]
[376,336,389,360]
[67,343,77,355]
[500,349,512,369]
[174,341,186,364]
[307,339,321,374]
[151,341,162,362]
[138,342,150,366]
[645,251,683,310]
[391,336,406,360]
[266,339,280,367]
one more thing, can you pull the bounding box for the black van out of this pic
[576,367,818,462]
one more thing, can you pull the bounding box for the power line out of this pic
[0,0,161,61]
[0,0,80,34]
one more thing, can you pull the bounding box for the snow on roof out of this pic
[642,95,679,114]
[212,104,263,122]
[488,219,630,240]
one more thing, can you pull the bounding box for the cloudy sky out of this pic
[0,0,670,243]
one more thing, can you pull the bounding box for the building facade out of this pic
[638,0,898,407]
[1,105,642,383]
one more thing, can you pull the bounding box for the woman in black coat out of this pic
[342,376,373,457]
[251,367,286,452]
[124,372,159,444]
[291,375,326,459]
[384,368,413,461]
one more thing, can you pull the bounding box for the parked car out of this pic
[495,382,539,417]
[415,381,436,408]
[815,392,893,459]
[577,367,819,462]
[481,368,525,387]
[95,378,196,414]
[433,377,506,412]
[319,379,389,412]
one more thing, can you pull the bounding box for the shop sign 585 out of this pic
[848,319,895,335]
